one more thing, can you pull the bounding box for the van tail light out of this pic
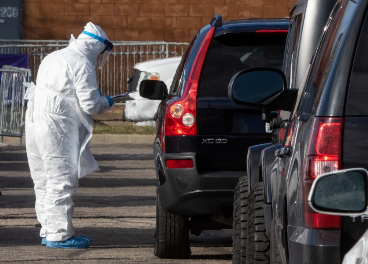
[304,117,343,229]
[284,121,295,147]
[278,128,286,143]
[166,159,193,169]
[306,118,343,178]
[164,26,215,138]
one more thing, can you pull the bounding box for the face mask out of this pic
[82,31,114,69]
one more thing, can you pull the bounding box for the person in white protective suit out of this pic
[24,22,114,249]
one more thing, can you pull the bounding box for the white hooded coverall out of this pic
[25,22,110,242]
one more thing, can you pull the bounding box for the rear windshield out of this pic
[198,32,287,97]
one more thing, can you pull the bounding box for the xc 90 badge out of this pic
[202,138,227,144]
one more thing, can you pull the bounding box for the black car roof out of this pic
[214,19,289,37]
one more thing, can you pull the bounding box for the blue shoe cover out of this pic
[44,236,91,245]
[79,235,92,244]
[46,236,92,249]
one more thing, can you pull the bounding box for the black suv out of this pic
[229,0,368,262]
[139,15,288,259]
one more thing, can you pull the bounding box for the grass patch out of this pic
[93,122,156,135]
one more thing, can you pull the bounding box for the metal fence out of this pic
[0,65,31,146]
[0,40,188,95]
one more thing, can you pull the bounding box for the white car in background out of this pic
[123,57,181,125]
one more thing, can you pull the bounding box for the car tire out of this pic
[154,195,191,259]
[270,219,282,264]
[232,176,249,264]
[247,182,270,263]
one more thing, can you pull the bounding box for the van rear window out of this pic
[198,32,287,97]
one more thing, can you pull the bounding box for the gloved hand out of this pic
[106,96,114,107]
[98,89,102,97]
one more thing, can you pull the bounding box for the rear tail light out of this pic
[278,128,286,143]
[166,159,193,169]
[182,113,195,126]
[284,121,295,147]
[307,119,342,178]
[304,117,343,229]
[307,156,339,179]
[256,30,289,33]
[163,26,215,138]
[317,122,341,155]
[170,104,184,118]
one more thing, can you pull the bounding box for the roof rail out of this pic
[210,14,222,27]
[289,3,298,17]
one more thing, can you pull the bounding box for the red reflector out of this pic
[305,208,341,229]
[166,159,193,169]
[256,30,288,33]
[304,180,341,229]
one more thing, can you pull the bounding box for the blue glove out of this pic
[98,89,102,96]
[106,96,114,107]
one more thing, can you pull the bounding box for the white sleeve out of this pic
[75,71,110,115]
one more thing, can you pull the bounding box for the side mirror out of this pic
[228,67,297,112]
[139,80,167,100]
[308,168,368,216]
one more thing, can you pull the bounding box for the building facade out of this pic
[23,0,296,42]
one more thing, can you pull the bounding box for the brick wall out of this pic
[23,0,296,42]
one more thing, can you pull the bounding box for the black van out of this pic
[231,0,336,263]
[229,0,368,262]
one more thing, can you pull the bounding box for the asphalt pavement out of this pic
[0,135,233,263]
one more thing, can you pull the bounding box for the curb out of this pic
[0,134,155,148]
[90,134,155,145]
[0,143,11,150]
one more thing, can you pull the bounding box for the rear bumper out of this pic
[288,225,340,263]
[156,152,244,216]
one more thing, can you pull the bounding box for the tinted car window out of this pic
[176,24,212,96]
[283,14,303,89]
[198,32,287,97]
[345,12,368,115]
[169,36,196,94]
[299,3,344,116]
